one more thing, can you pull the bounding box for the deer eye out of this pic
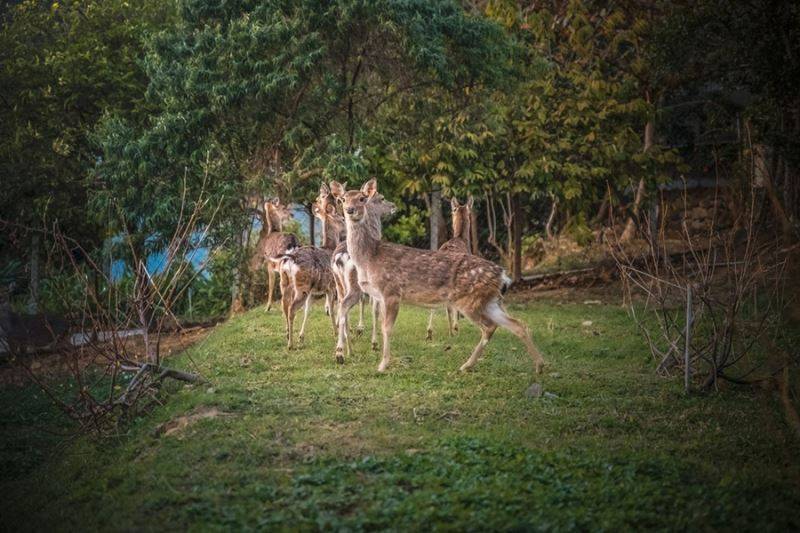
[359,196,366,203]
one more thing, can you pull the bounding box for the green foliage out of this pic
[383,205,426,245]
[0,0,176,243]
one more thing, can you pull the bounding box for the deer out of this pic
[426,196,474,341]
[273,193,340,349]
[251,198,298,312]
[315,184,395,363]
[330,179,544,375]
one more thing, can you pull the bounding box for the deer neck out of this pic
[321,214,345,250]
[453,213,471,246]
[345,214,381,266]
[265,208,282,235]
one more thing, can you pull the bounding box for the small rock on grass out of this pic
[526,383,543,399]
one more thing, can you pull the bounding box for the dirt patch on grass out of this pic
[155,406,232,438]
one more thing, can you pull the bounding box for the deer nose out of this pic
[346,207,355,215]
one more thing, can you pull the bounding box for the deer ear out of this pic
[466,196,474,209]
[319,183,330,197]
[451,198,460,210]
[361,178,377,198]
[271,197,281,206]
[330,181,345,199]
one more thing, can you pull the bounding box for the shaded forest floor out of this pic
[1,293,799,530]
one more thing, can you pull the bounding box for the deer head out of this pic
[264,197,292,233]
[331,178,377,223]
[450,196,473,242]
[314,184,346,248]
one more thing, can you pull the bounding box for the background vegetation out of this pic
[2,0,797,313]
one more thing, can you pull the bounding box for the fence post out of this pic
[685,284,692,393]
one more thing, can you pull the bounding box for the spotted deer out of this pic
[251,198,298,312]
[316,184,395,362]
[331,179,544,374]
[426,196,474,341]
[274,196,339,349]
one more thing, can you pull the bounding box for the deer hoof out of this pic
[459,362,474,372]
[355,326,364,338]
[336,354,345,365]
[426,330,432,341]
[377,362,388,373]
[371,341,379,351]
[298,333,305,344]
[535,361,544,374]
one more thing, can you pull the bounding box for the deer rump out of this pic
[356,243,510,309]
[278,246,335,296]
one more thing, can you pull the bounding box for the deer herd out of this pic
[257,180,545,375]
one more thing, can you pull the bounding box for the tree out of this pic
[0,0,177,310]
[94,0,513,311]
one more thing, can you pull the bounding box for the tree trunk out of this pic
[308,203,316,246]
[545,197,558,240]
[27,233,39,314]
[430,189,441,250]
[229,230,246,315]
[764,155,794,242]
[621,95,655,243]
[470,208,480,256]
[592,190,610,226]
[512,194,523,282]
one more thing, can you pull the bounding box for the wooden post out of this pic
[684,284,692,393]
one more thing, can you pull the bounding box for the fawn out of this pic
[274,196,339,349]
[251,198,297,312]
[331,179,544,374]
[316,184,395,362]
[427,196,474,341]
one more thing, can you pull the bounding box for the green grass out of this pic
[1,298,799,531]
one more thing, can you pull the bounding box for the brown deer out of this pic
[331,179,544,374]
[273,192,341,349]
[427,196,474,340]
[251,198,298,312]
[316,184,395,362]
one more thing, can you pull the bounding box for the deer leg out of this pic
[298,292,313,344]
[287,289,307,350]
[335,289,362,363]
[279,271,292,342]
[371,298,380,351]
[426,309,434,341]
[265,262,275,312]
[328,291,338,334]
[446,307,457,337]
[487,301,545,374]
[355,296,365,337]
[459,324,497,372]
[378,297,399,373]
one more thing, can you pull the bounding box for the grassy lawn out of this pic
[1,296,799,531]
